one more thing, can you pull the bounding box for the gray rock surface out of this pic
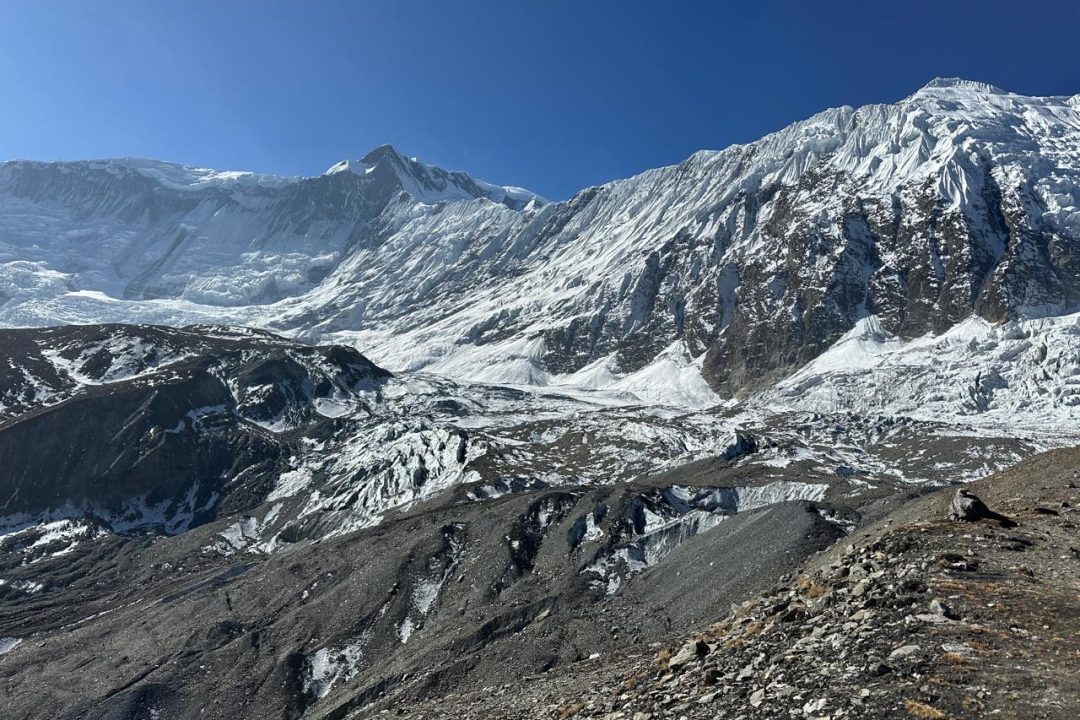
[377,447,1080,720]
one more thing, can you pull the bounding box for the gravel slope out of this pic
[376,447,1080,720]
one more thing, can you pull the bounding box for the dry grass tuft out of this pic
[557,702,585,719]
[619,669,648,692]
[795,576,832,599]
[742,621,764,637]
[905,699,947,718]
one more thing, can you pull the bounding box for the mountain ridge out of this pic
[1,143,544,206]
[6,75,1076,200]
[1,78,1077,404]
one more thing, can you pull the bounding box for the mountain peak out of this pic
[359,143,410,166]
[325,145,544,210]
[918,77,1006,95]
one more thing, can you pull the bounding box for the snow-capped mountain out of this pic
[2,79,1079,720]
[324,144,543,210]
[1,79,1077,409]
[0,143,541,312]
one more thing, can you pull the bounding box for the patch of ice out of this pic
[304,638,367,699]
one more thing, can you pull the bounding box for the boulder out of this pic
[667,639,710,671]
[949,490,991,521]
[948,490,1017,526]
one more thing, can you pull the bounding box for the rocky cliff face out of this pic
[2,79,1077,398]
[0,325,393,533]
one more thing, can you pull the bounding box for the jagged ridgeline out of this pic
[1,78,1077,402]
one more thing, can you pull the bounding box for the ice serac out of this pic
[1,79,1078,402]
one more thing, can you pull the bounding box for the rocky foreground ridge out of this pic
[379,447,1080,720]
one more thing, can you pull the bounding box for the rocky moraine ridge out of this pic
[387,448,1080,720]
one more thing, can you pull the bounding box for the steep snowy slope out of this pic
[325,78,1080,395]
[1,79,1078,406]
[0,144,541,312]
[757,310,1080,435]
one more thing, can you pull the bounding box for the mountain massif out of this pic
[2,78,1077,399]
[0,79,1077,719]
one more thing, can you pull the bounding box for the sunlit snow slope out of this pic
[1,79,1078,412]
[757,311,1079,434]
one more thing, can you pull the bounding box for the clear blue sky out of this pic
[1,1,1078,199]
